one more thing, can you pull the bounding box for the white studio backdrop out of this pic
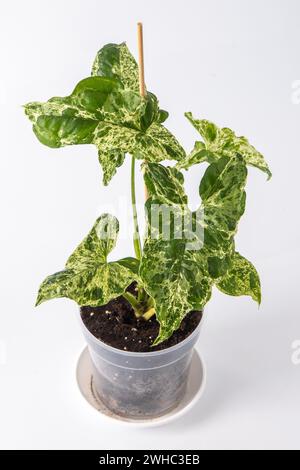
[0,0,299,450]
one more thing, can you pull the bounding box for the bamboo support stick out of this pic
[137,22,149,201]
[137,22,146,98]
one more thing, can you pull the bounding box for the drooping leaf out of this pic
[139,92,160,131]
[216,252,261,304]
[180,112,272,179]
[36,214,138,307]
[94,121,185,184]
[98,148,126,186]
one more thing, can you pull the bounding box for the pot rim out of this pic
[79,309,203,358]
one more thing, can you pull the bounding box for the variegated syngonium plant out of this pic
[25,42,271,345]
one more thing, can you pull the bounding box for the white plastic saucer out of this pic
[76,347,206,428]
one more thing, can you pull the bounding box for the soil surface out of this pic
[80,284,202,352]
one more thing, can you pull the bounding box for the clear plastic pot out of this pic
[79,312,202,419]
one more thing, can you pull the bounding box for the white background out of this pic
[0,0,299,450]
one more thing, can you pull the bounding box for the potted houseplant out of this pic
[24,26,271,419]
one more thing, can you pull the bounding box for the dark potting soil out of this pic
[80,284,202,352]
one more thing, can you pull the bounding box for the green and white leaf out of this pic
[178,141,214,169]
[92,43,168,125]
[92,42,140,93]
[141,237,212,345]
[216,252,261,304]
[94,121,185,184]
[25,54,183,184]
[24,76,121,148]
[200,155,247,278]
[179,112,272,179]
[36,214,138,307]
[140,156,248,344]
[140,164,212,344]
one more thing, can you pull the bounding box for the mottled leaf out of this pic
[25,54,183,185]
[180,112,272,179]
[144,163,187,205]
[141,123,185,162]
[216,252,261,304]
[141,237,212,345]
[157,109,169,124]
[92,43,167,126]
[94,121,185,184]
[24,77,120,148]
[92,42,140,92]
[178,141,214,169]
[200,155,247,278]
[36,214,137,307]
[66,214,119,268]
[116,257,140,274]
[140,164,212,344]
[98,148,126,186]
[140,157,248,343]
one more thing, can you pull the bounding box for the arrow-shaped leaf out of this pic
[200,154,247,278]
[179,112,272,179]
[25,67,184,185]
[140,155,248,344]
[36,214,138,307]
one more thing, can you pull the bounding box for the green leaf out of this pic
[200,155,247,278]
[92,43,140,93]
[140,157,248,343]
[94,121,185,185]
[92,43,167,126]
[116,257,140,274]
[140,237,212,345]
[98,148,126,186]
[36,214,137,307]
[144,163,187,205]
[25,55,183,185]
[140,92,159,131]
[157,109,169,124]
[216,252,261,304]
[178,141,214,169]
[24,77,120,148]
[66,213,119,267]
[141,123,185,162]
[140,164,212,344]
[180,112,272,179]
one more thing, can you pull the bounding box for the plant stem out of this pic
[123,291,143,317]
[131,156,142,260]
[143,307,156,321]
